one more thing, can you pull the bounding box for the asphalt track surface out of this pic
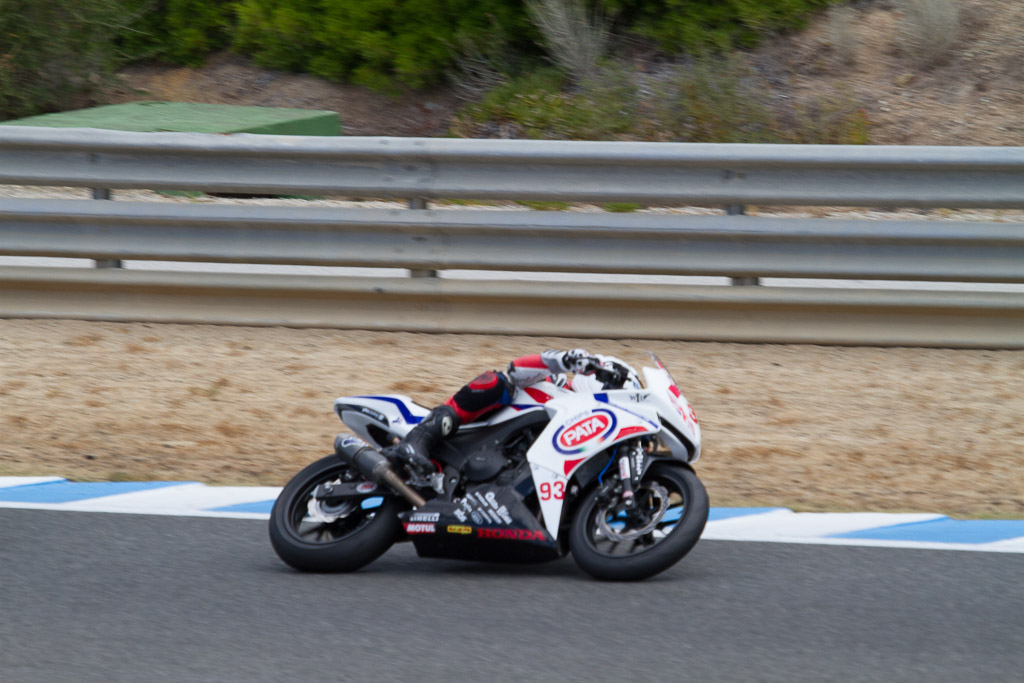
[2,509,1022,683]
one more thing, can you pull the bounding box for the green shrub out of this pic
[0,0,131,119]
[228,0,835,91]
[232,0,324,73]
[233,0,536,90]
[651,55,868,144]
[778,89,870,144]
[119,1,236,66]
[459,64,639,140]
[610,0,835,53]
[516,200,571,210]
[0,0,851,120]
[652,55,778,142]
[458,55,869,144]
[603,202,642,212]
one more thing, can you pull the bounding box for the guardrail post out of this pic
[726,204,759,286]
[407,197,437,278]
[91,188,123,269]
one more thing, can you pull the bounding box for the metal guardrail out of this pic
[1,126,1023,347]
[4,266,1023,347]
[2,198,1024,283]
[3,126,1024,207]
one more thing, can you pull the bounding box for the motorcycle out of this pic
[269,353,708,581]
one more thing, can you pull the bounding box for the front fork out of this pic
[618,454,637,509]
[598,439,649,509]
[593,439,665,540]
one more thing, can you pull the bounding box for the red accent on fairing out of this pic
[615,425,651,440]
[523,387,552,403]
[468,371,500,390]
[564,458,585,475]
[511,354,548,370]
[668,384,682,398]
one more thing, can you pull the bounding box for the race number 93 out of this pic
[539,481,565,501]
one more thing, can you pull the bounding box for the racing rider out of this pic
[386,349,637,476]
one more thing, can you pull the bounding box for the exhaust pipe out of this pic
[334,434,427,508]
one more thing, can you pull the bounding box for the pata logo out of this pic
[558,414,611,449]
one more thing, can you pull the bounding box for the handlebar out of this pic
[564,351,633,389]
[587,358,629,389]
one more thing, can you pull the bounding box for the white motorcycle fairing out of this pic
[333,363,701,541]
[274,355,709,580]
[525,392,661,538]
[332,395,427,447]
[334,393,549,447]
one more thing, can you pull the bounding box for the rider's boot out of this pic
[390,404,461,476]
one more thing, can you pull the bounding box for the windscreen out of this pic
[647,351,677,385]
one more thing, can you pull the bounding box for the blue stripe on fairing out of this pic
[211,497,382,514]
[588,393,660,430]
[355,396,423,424]
[0,480,191,503]
[831,518,1024,544]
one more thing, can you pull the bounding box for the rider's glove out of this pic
[562,348,594,374]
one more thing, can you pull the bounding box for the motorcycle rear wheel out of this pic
[269,455,403,572]
[569,462,708,581]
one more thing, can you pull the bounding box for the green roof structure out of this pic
[0,101,341,136]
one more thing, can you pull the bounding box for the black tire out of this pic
[569,462,709,581]
[269,455,403,572]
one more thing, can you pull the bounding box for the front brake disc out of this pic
[597,483,670,542]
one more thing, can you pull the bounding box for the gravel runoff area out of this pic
[1,319,1021,520]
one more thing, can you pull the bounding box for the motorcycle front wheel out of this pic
[569,462,709,581]
[269,455,403,572]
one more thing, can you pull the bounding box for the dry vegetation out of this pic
[760,0,1024,146]
[899,0,962,68]
[826,5,860,67]
[1,319,1022,519]
[526,0,610,83]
